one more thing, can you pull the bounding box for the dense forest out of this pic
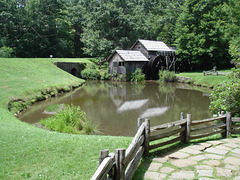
[0,0,239,69]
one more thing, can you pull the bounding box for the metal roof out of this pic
[116,50,149,62]
[137,39,173,52]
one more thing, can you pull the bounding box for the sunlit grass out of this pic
[176,69,231,87]
[0,58,132,179]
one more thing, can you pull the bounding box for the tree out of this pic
[80,0,160,58]
[175,0,231,70]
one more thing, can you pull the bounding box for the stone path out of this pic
[143,138,240,179]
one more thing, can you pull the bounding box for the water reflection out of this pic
[19,81,212,136]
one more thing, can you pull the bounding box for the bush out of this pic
[81,64,100,80]
[99,69,111,80]
[158,70,177,82]
[0,46,13,58]
[40,104,98,135]
[131,68,145,82]
[209,69,240,117]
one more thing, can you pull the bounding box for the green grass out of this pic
[0,58,132,179]
[176,69,231,88]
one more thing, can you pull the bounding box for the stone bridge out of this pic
[54,61,86,78]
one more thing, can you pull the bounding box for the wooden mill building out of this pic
[108,39,177,80]
[108,50,149,77]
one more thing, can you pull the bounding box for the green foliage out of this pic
[229,37,240,67]
[158,70,177,82]
[130,68,145,83]
[81,64,100,80]
[0,46,13,58]
[40,104,98,135]
[209,69,240,117]
[175,0,231,70]
[99,69,111,80]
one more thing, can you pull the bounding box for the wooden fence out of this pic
[91,112,240,180]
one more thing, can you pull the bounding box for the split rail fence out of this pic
[91,112,240,180]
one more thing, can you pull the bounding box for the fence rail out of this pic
[91,112,240,180]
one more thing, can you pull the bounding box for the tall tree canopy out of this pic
[175,0,231,70]
[0,0,239,69]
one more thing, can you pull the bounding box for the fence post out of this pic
[184,114,192,143]
[99,149,109,166]
[115,148,125,180]
[180,112,185,143]
[180,112,184,120]
[226,111,232,138]
[137,118,144,129]
[144,119,150,157]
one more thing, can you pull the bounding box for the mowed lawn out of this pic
[0,58,132,179]
[176,69,231,88]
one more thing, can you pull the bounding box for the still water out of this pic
[19,81,212,136]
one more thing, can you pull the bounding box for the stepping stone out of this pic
[197,170,213,177]
[216,167,232,177]
[171,159,197,168]
[225,164,240,171]
[215,145,231,151]
[224,157,240,166]
[152,157,168,163]
[168,152,190,159]
[144,171,167,180]
[204,160,221,166]
[180,147,202,155]
[224,143,239,148]
[147,162,163,171]
[204,154,224,160]
[169,171,195,179]
[195,165,213,170]
[204,147,228,155]
[199,178,219,180]
[190,145,207,151]
[232,148,240,154]
[206,140,223,146]
[160,167,174,173]
[198,143,212,149]
[222,138,240,144]
[189,155,207,161]
[232,153,240,158]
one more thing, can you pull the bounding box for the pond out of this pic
[19,81,212,136]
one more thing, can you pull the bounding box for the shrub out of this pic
[40,104,98,135]
[158,70,177,82]
[81,64,100,80]
[99,69,111,80]
[0,46,13,58]
[209,69,240,117]
[131,68,145,83]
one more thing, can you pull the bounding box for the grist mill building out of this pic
[108,39,177,80]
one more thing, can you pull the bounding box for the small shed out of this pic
[131,39,177,79]
[108,50,149,77]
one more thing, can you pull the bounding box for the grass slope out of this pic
[0,58,132,179]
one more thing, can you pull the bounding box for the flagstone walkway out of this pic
[143,138,240,180]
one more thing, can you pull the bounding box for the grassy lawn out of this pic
[0,58,132,179]
[176,69,231,88]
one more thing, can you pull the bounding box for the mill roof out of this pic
[111,50,149,62]
[132,39,173,52]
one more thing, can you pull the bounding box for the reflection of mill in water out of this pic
[109,83,176,119]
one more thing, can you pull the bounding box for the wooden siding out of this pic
[131,41,149,59]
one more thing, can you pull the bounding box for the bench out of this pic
[203,66,218,76]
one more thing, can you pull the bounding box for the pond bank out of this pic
[0,58,132,179]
